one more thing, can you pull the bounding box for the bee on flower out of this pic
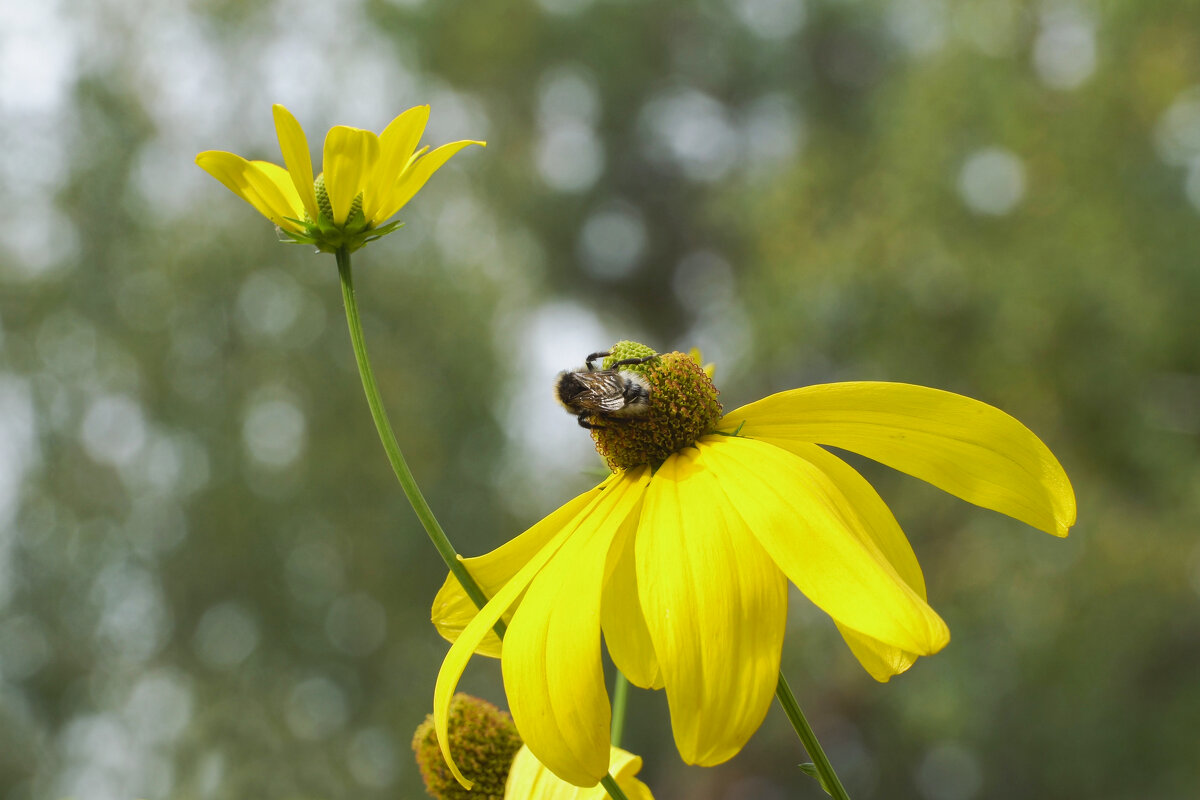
[431,342,1075,788]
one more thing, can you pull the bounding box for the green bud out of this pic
[412,694,523,800]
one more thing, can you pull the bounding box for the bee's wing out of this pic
[591,373,629,412]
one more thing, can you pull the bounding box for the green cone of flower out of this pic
[413,694,522,800]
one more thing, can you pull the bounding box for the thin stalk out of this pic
[775,671,851,800]
[599,775,632,800]
[611,672,630,747]
[336,247,633,799]
[335,248,496,622]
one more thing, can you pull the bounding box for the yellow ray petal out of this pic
[432,479,612,658]
[637,448,788,767]
[837,625,921,681]
[376,139,484,222]
[698,437,950,655]
[757,437,931,681]
[322,125,380,225]
[600,512,662,690]
[721,382,1076,537]
[271,104,319,221]
[195,151,304,232]
[251,160,306,224]
[432,491,606,789]
[503,467,651,787]
[505,744,655,800]
[362,105,430,223]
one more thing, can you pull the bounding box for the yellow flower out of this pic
[196,105,483,252]
[431,344,1075,787]
[506,744,655,800]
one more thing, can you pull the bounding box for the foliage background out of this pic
[2,0,1198,798]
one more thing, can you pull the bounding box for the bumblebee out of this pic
[555,351,657,429]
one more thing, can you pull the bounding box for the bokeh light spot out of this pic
[579,204,647,280]
[194,602,260,669]
[957,147,1026,216]
[286,677,349,740]
[325,593,387,657]
[241,393,307,469]
[1033,9,1097,90]
[915,741,983,800]
[81,395,148,468]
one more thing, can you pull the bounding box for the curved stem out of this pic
[776,671,851,800]
[599,775,632,800]
[337,248,633,798]
[335,248,497,628]
[611,671,630,747]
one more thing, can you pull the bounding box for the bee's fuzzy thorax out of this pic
[591,343,723,471]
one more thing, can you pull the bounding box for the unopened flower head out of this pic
[412,693,522,800]
[431,341,1076,788]
[196,105,484,253]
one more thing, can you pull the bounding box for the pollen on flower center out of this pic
[592,341,723,471]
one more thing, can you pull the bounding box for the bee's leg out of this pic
[609,355,658,368]
[576,413,602,429]
[585,351,612,371]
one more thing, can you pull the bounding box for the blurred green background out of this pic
[2,0,1198,798]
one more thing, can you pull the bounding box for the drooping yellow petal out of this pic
[195,151,305,232]
[363,105,430,223]
[722,382,1076,537]
[376,139,485,222]
[637,448,788,767]
[271,104,319,221]
[699,436,950,656]
[505,744,656,800]
[322,126,380,225]
[251,161,306,223]
[432,479,612,658]
[503,467,651,787]
[757,437,931,681]
[600,512,662,690]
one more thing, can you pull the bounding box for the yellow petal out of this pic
[432,479,612,658]
[195,151,305,232]
[503,467,651,787]
[322,126,380,225]
[363,105,430,223]
[376,139,484,222]
[722,382,1076,537]
[600,512,662,690]
[505,744,655,800]
[698,436,950,655]
[432,503,593,790]
[637,447,788,767]
[271,104,319,221]
[757,437,930,681]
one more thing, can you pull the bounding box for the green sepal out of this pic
[798,763,834,796]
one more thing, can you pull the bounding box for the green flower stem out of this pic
[600,775,633,800]
[335,248,497,628]
[335,248,631,800]
[776,671,851,800]
[611,671,630,747]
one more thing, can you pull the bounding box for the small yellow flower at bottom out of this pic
[506,744,655,800]
[196,104,483,253]
[430,342,1076,788]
